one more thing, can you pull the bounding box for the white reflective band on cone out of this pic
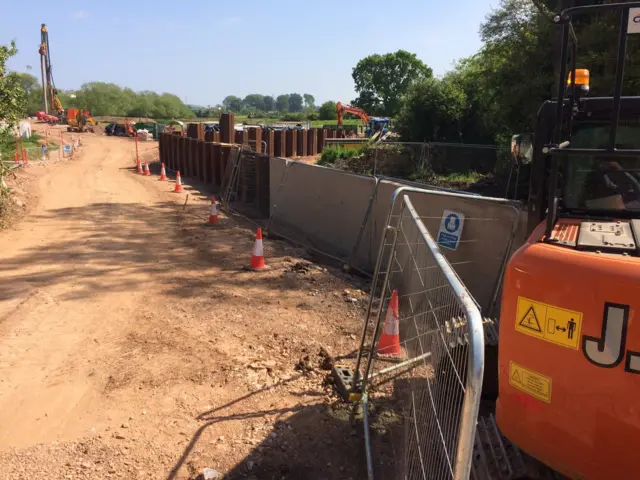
[384,312,399,335]
[253,239,263,257]
[210,203,217,215]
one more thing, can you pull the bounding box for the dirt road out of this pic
[0,130,368,479]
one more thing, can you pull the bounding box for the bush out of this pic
[306,112,319,121]
[318,145,363,166]
[281,113,304,122]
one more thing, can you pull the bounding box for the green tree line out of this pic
[15,73,193,119]
[219,92,316,116]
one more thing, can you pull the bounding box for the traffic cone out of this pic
[144,162,151,176]
[208,196,219,225]
[247,227,269,271]
[174,171,183,192]
[377,290,402,357]
[159,163,167,181]
[137,160,143,174]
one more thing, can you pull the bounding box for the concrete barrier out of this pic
[268,161,377,260]
[267,158,521,312]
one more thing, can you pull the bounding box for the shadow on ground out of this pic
[163,376,449,480]
[0,194,305,303]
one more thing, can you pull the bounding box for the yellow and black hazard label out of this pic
[515,297,583,349]
[509,362,552,403]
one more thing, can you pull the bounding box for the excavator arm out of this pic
[336,102,369,126]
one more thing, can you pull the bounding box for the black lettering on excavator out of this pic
[582,303,629,368]
[625,350,640,375]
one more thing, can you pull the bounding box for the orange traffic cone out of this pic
[144,162,151,176]
[174,171,183,192]
[247,227,269,271]
[377,290,402,357]
[137,160,143,174]
[159,163,167,181]
[208,196,219,225]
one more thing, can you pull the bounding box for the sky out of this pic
[1,0,498,107]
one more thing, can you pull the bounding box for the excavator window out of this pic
[562,122,640,212]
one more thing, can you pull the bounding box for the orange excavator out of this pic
[336,101,369,126]
[336,102,390,138]
[476,3,640,479]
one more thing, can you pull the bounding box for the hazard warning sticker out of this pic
[515,297,583,349]
[509,362,552,403]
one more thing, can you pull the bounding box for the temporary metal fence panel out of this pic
[266,160,378,262]
[356,191,485,480]
[352,181,521,313]
[220,147,270,219]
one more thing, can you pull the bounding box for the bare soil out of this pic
[0,125,370,479]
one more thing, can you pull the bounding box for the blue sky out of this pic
[2,0,498,106]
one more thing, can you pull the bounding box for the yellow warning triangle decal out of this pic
[511,370,522,384]
[519,306,542,333]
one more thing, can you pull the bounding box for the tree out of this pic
[318,101,337,120]
[0,41,26,129]
[352,50,432,116]
[263,95,275,111]
[14,73,42,115]
[276,94,289,112]
[303,93,315,108]
[288,93,303,112]
[222,95,242,112]
[395,77,466,142]
[243,94,265,110]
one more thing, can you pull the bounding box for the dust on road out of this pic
[0,129,369,479]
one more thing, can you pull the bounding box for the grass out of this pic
[1,132,59,164]
[436,171,488,185]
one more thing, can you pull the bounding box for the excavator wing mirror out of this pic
[511,134,534,166]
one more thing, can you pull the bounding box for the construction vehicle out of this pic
[468,3,640,479]
[336,102,391,138]
[65,108,97,133]
[105,119,135,137]
[39,24,97,133]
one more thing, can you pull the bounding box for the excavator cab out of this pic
[495,3,640,479]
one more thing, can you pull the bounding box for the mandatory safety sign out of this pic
[63,144,73,155]
[628,8,640,34]
[515,297,583,349]
[437,210,465,251]
[509,361,552,403]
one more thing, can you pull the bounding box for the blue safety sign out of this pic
[63,144,72,155]
[437,210,465,251]
[40,144,48,155]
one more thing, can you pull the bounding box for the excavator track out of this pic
[439,318,564,480]
[471,409,563,480]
